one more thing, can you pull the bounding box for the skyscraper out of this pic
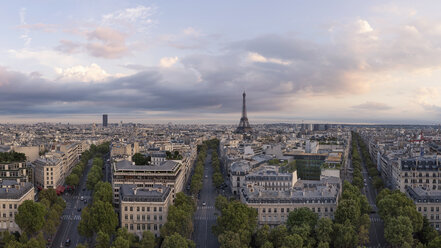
[236,92,252,133]
[103,114,108,127]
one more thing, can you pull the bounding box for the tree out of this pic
[213,200,257,247]
[317,241,329,248]
[215,195,228,211]
[78,206,94,237]
[111,236,129,248]
[334,199,360,226]
[65,173,80,186]
[161,233,195,248]
[90,200,118,236]
[97,231,110,248]
[286,207,318,231]
[218,231,247,248]
[268,225,288,248]
[333,221,357,248]
[94,182,113,204]
[132,153,148,165]
[315,218,333,244]
[415,217,438,245]
[77,245,87,248]
[161,205,194,239]
[428,236,441,248]
[254,225,270,248]
[140,231,155,248]
[283,234,303,248]
[213,172,223,188]
[384,216,413,247]
[15,201,46,235]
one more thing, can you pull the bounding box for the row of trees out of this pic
[165,151,182,160]
[190,143,208,195]
[211,151,223,188]
[353,132,384,191]
[160,192,196,248]
[86,157,105,190]
[4,189,66,248]
[65,142,110,187]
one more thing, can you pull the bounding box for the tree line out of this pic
[0,151,26,163]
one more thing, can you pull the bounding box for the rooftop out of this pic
[120,184,171,203]
[114,159,180,172]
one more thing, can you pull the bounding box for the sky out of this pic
[2,1,441,124]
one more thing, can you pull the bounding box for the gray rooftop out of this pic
[407,186,441,203]
[120,184,171,203]
[0,181,33,199]
[114,159,180,172]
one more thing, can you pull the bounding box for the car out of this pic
[65,239,71,246]
[84,199,87,204]
[80,196,84,201]
[205,175,208,178]
[202,201,206,206]
[77,207,82,212]
[82,188,85,191]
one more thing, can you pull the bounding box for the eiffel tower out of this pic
[235,91,252,133]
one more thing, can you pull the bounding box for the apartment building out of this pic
[406,186,441,230]
[111,160,185,206]
[0,180,35,232]
[397,157,441,192]
[119,185,172,237]
[33,156,63,189]
[241,176,341,227]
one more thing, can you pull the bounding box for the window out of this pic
[137,224,140,230]
[147,207,150,212]
[137,215,140,220]
[130,214,133,220]
[154,215,157,221]
[154,207,157,212]
[130,207,133,211]
[281,208,284,213]
[142,207,145,212]
[262,208,266,213]
[124,206,128,211]
[159,207,162,212]
[125,214,128,220]
[159,215,162,221]
[137,207,140,212]
[130,224,133,230]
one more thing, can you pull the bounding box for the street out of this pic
[51,159,93,248]
[358,145,387,248]
[193,152,220,248]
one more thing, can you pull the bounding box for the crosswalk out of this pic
[194,215,218,221]
[61,215,82,221]
[370,217,382,223]
[197,206,215,210]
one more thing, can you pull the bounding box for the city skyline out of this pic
[2,1,441,124]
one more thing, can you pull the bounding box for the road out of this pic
[51,159,93,248]
[193,152,220,248]
[358,145,387,248]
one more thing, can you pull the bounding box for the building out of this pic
[406,186,441,230]
[0,162,30,183]
[241,176,341,227]
[111,160,185,207]
[0,180,35,232]
[33,156,63,189]
[119,185,172,237]
[103,114,108,127]
[245,166,297,191]
[397,157,441,192]
[11,146,39,162]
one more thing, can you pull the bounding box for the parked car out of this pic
[202,201,206,206]
[65,239,71,246]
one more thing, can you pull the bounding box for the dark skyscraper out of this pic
[236,92,252,133]
[103,114,108,127]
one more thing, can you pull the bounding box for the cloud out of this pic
[55,63,111,82]
[247,52,291,65]
[352,101,392,111]
[159,57,179,68]
[357,19,373,34]
[16,23,57,32]
[19,8,31,47]
[101,5,156,32]
[55,40,82,54]
[85,27,128,58]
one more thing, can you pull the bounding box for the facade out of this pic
[119,185,172,237]
[103,114,108,127]
[397,157,441,192]
[406,186,441,230]
[111,160,185,206]
[0,180,35,232]
[55,143,79,176]
[245,166,297,191]
[33,157,63,189]
[241,175,341,227]
[0,162,29,183]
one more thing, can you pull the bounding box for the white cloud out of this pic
[357,19,373,34]
[55,63,111,82]
[159,56,179,68]
[247,52,291,65]
[101,5,155,32]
